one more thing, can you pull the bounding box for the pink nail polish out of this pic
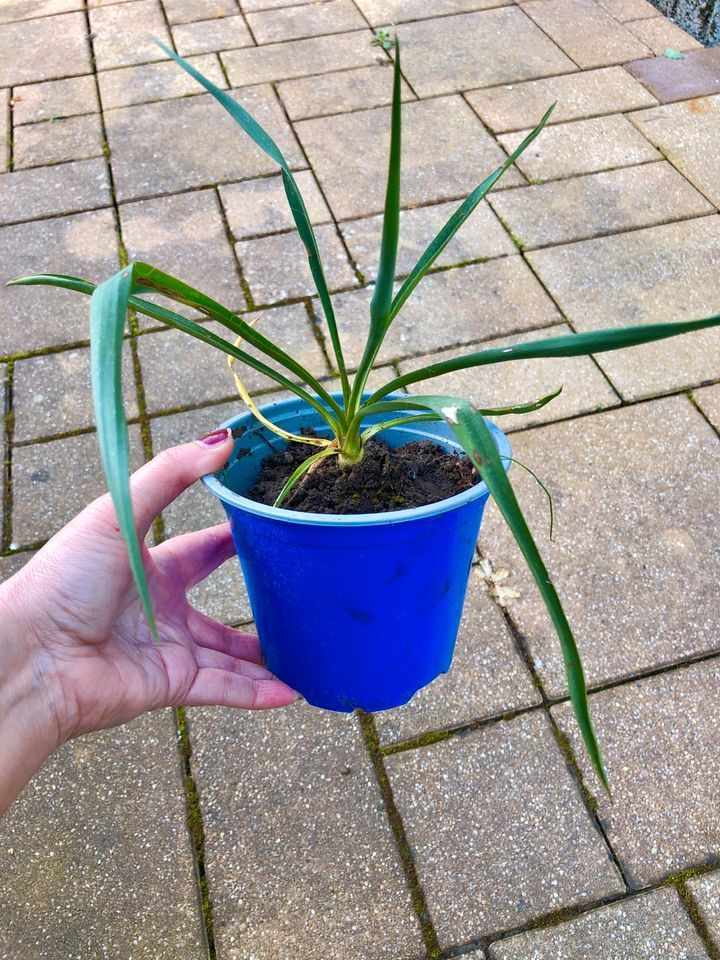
[198,428,231,446]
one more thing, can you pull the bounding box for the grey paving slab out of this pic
[13,113,105,168]
[172,15,253,55]
[693,383,720,432]
[396,8,576,98]
[631,96,720,208]
[98,53,228,109]
[387,712,623,945]
[627,15,702,53]
[11,427,144,545]
[340,199,516,280]
[488,161,713,250]
[247,0,366,43]
[554,658,720,885]
[375,566,540,746]
[296,95,522,222]
[0,208,119,356]
[489,888,709,959]
[190,703,425,959]
[0,12,90,87]
[0,0,82,21]
[498,114,660,182]
[0,711,205,960]
[355,0,510,24]
[164,0,238,21]
[277,63,414,120]
[466,66,657,134]
[0,89,8,174]
[401,323,619,432]
[0,157,111,227]
[331,256,562,368]
[219,170,331,240]
[89,0,170,70]
[479,397,720,697]
[688,873,720,946]
[527,216,720,399]
[13,74,99,125]
[626,47,720,103]
[597,0,660,17]
[522,0,651,68]
[106,86,304,201]
[0,551,34,584]
[221,29,377,87]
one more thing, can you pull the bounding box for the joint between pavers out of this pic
[214,184,257,311]
[676,883,720,960]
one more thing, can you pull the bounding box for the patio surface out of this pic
[2,0,720,957]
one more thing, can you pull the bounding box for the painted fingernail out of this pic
[198,427,231,446]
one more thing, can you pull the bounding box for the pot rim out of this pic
[202,392,511,527]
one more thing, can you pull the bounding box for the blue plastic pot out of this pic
[202,393,510,713]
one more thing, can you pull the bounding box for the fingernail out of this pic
[198,428,231,446]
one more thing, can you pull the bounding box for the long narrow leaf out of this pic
[356,386,563,424]
[410,394,609,791]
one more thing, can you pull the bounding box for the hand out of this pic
[0,428,297,814]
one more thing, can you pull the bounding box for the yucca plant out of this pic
[9,39,720,790]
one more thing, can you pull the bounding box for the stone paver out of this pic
[631,96,720,207]
[489,161,712,249]
[0,208,119,356]
[0,711,205,959]
[247,0,366,43]
[220,170,331,240]
[527,216,720,399]
[626,15,702,53]
[13,113,105,169]
[355,0,511,23]
[164,0,237,22]
[191,704,425,959]
[397,9,576,97]
[479,397,720,696]
[596,0,660,18]
[554,659,720,885]
[688,873,720,946]
[0,12,90,87]
[626,47,720,103]
[0,0,82,21]
[488,889,709,959]
[278,63,415,120]
[498,114,659,182]
[401,323,619,431]
[0,552,34,585]
[89,0,170,70]
[297,95,522,222]
[375,567,540,746]
[465,66,657,133]
[172,15,253,56]
[106,86,303,201]
[13,75,99,125]
[0,157,111,227]
[0,90,8,174]
[387,712,623,945]
[693,383,720,432]
[98,54,228,109]
[340,199,516,280]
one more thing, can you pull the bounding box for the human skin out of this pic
[0,429,297,816]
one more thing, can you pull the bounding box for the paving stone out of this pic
[375,567,540,746]
[0,90,8,174]
[221,29,377,87]
[688,873,720,946]
[164,0,238,21]
[190,703,425,959]
[241,0,323,7]
[296,95,523,222]
[340,199,516,280]
[89,0,170,70]
[626,47,720,103]
[247,0,366,43]
[498,115,659,181]
[596,0,660,19]
[172,14,253,55]
[489,161,712,249]
[396,9,575,98]
[387,712,623,944]
[626,15,702,54]
[13,113,105,168]
[106,86,303,201]
[465,66,657,134]
[555,659,720,884]
[522,0,651,68]
[401,324,619,431]
[236,223,357,303]
[13,75,99,125]
[631,96,720,207]
[527,216,720,399]
[219,169,331,240]
[137,302,328,413]
[331,257,561,368]
[278,63,415,120]
[0,711,205,959]
[0,551,34,584]
[355,0,511,24]
[0,0,82,21]
[0,208,119,356]
[0,12,90,87]
[11,427,144,545]
[98,53,228,109]
[479,398,720,697]
[0,157,110,227]
[488,888,709,959]
[693,383,720,432]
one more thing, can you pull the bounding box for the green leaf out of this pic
[664,47,686,59]
[409,395,609,791]
[355,385,562,425]
[274,446,337,508]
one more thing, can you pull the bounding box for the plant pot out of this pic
[202,393,511,712]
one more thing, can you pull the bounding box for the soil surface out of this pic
[244,432,478,514]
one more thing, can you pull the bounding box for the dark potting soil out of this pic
[244,432,478,514]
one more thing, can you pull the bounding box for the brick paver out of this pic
[1,0,719,955]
